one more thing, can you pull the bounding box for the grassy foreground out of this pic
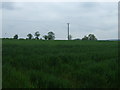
[2,40,119,88]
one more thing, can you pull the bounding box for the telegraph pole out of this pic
[67,23,70,40]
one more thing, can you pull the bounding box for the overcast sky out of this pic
[1,2,118,40]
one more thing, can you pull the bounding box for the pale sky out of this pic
[1,2,118,40]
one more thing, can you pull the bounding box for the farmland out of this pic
[2,40,119,88]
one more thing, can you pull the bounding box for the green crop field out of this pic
[2,39,119,88]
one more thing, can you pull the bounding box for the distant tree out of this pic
[48,31,55,40]
[88,34,97,40]
[82,34,97,40]
[69,35,72,40]
[74,38,81,40]
[43,35,48,40]
[13,34,18,39]
[82,35,88,40]
[19,38,25,40]
[34,31,40,40]
[40,38,43,40]
[27,33,33,39]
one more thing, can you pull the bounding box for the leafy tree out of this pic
[69,35,72,40]
[82,35,88,40]
[48,31,55,40]
[34,31,40,40]
[43,35,48,40]
[27,33,33,39]
[13,34,18,39]
[88,34,97,40]
[82,34,97,40]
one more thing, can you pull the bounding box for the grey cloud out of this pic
[2,2,118,40]
[2,2,15,10]
[80,2,99,8]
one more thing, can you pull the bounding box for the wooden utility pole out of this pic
[67,23,70,40]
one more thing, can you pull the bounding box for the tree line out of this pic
[4,31,97,40]
[13,31,55,40]
[67,34,97,40]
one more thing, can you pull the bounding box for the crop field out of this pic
[2,40,119,88]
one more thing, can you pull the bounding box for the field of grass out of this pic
[2,39,119,88]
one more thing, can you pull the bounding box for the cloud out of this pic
[1,2,15,10]
[1,2,24,10]
[2,2,118,40]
